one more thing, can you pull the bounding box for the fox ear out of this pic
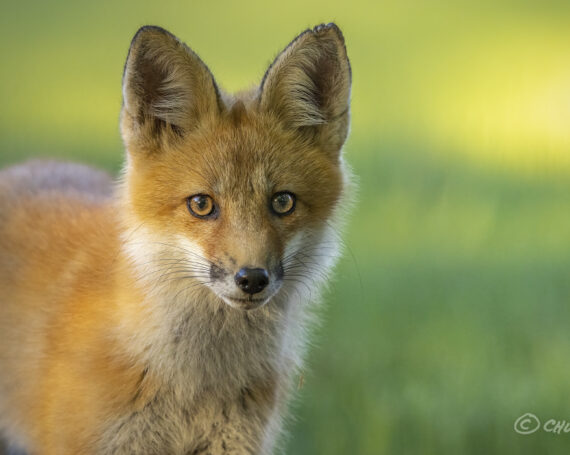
[259,23,351,158]
[121,26,221,147]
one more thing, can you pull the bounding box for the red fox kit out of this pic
[0,23,351,454]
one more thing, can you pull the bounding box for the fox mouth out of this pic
[223,295,268,309]
[226,296,264,303]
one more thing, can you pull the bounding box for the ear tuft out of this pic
[259,23,351,156]
[121,26,221,147]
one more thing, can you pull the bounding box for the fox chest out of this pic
[97,295,286,453]
[97,379,275,455]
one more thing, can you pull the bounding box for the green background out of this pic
[2,1,570,453]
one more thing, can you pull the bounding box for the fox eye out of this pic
[271,192,296,216]
[187,194,216,219]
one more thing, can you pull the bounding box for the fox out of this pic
[0,23,351,455]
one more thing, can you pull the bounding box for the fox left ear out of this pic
[121,26,222,150]
[259,23,351,159]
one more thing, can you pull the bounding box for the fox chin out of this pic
[0,23,352,455]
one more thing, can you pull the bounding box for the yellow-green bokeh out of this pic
[2,1,569,172]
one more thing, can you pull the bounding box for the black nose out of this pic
[234,268,269,295]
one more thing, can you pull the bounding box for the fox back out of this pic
[0,24,351,455]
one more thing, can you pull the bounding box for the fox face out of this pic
[120,25,351,310]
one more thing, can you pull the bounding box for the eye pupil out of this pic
[277,195,288,207]
[197,197,207,209]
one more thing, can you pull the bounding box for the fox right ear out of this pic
[259,24,352,159]
[121,26,221,149]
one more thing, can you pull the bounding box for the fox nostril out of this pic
[234,268,269,295]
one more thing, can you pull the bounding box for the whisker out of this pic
[172,280,216,302]
[135,269,210,285]
[283,277,313,297]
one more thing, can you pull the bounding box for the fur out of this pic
[0,23,351,454]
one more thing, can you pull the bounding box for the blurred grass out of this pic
[287,140,570,454]
[1,0,570,454]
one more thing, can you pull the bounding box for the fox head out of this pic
[119,24,351,310]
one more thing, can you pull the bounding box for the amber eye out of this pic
[187,194,216,218]
[271,192,296,216]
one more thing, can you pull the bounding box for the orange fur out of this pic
[0,23,351,454]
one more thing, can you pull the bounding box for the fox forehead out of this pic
[136,111,343,211]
